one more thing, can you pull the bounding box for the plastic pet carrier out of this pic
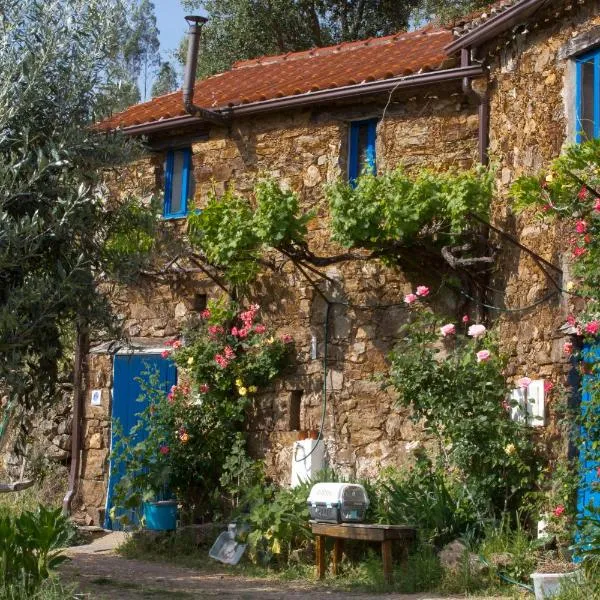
[307,483,369,523]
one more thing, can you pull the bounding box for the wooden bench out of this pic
[310,521,417,584]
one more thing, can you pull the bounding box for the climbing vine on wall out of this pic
[512,139,600,511]
[327,166,493,250]
[185,167,495,289]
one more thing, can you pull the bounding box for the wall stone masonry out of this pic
[75,1,600,522]
[486,1,600,441]
[75,91,480,524]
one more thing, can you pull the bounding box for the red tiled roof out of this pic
[99,26,455,131]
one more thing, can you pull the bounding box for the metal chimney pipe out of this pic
[182,15,227,125]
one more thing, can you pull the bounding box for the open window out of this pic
[164,148,192,219]
[575,48,600,142]
[348,119,377,184]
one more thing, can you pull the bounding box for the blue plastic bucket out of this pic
[143,500,178,531]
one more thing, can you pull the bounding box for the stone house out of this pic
[73,0,600,526]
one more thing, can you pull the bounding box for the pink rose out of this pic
[159,445,170,455]
[238,327,250,339]
[544,380,554,393]
[199,383,209,393]
[576,220,587,234]
[167,392,175,403]
[416,286,430,297]
[231,326,239,337]
[208,325,224,337]
[215,354,229,368]
[224,345,236,360]
[597,466,600,479]
[567,315,576,326]
[594,198,600,212]
[161,350,170,359]
[468,324,486,338]
[462,315,470,324]
[573,246,586,258]
[172,340,182,350]
[553,505,565,517]
[404,293,418,304]
[440,324,456,337]
[476,350,491,363]
[254,324,266,334]
[281,334,293,343]
[201,309,211,319]
[517,377,532,389]
[585,321,599,335]
[578,187,588,201]
[563,341,574,355]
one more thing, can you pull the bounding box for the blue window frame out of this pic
[348,119,377,184]
[164,148,192,219]
[575,48,600,142]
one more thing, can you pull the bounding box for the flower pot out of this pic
[143,500,178,531]
[531,571,580,600]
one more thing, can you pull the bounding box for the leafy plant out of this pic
[327,166,493,251]
[188,178,313,286]
[0,507,72,595]
[111,299,293,524]
[387,294,539,516]
[240,479,313,566]
[370,463,480,548]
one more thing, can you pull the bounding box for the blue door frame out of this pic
[104,353,177,530]
[577,344,600,522]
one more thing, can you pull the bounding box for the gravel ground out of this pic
[61,540,513,600]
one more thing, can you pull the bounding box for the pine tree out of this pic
[124,0,161,100]
[151,61,179,97]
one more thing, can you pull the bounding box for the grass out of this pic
[0,463,66,519]
[0,578,77,600]
[117,529,509,596]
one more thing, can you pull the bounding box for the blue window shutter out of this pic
[348,122,361,183]
[575,48,600,142]
[181,148,191,215]
[163,148,192,219]
[163,150,175,217]
[595,51,600,140]
[366,120,377,174]
[348,119,378,186]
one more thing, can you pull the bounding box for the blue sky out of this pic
[139,1,208,99]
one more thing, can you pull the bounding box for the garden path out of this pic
[61,545,513,600]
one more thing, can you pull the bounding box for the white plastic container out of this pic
[291,438,325,487]
[208,523,247,565]
[531,571,580,600]
[307,482,369,523]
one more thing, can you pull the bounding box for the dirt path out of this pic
[61,545,512,600]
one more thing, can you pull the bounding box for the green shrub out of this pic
[370,463,480,548]
[388,299,540,517]
[478,517,537,585]
[0,506,72,595]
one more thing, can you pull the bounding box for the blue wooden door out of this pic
[104,353,177,530]
[578,344,600,520]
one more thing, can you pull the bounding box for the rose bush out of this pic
[388,291,539,516]
[111,298,292,525]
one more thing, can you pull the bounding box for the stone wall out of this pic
[76,91,479,524]
[486,2,600,434]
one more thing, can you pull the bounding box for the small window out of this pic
[575,49,600,142]
[348,119,377,184]
[164,148,192,218]
[289,390,303,431]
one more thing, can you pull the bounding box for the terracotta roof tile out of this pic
[98,26,455,131]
